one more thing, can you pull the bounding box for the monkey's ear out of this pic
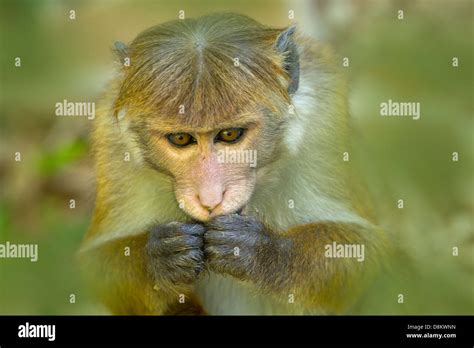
[274,26,299,95]
[113,41,129,64]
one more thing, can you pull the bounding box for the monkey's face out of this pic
[114,14,296,221]
[140,114,280,222]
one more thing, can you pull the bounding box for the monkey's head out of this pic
[113,13,299,222]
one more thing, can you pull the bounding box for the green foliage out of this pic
[38,139,88,177]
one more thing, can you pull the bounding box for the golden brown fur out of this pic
[113,13,290,128]
[80,13,387,315]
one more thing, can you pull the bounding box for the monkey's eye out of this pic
[166,133,196,147]
[215,128,245,144]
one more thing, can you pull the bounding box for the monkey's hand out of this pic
[146,222,205,288]
[204,214,290,285]
[205,215,386,312]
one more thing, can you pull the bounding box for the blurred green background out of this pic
[0,0,472,314]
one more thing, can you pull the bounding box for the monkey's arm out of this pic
[204,215,388,313]
[79,223,205,315]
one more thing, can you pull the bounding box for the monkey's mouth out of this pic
[236,208,244,215]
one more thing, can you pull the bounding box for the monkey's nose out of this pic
[197,190,224,212]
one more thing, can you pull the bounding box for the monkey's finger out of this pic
[148,235,202,256]
[204,244,234,260]
[203,230,241,245]
[150,223,205,239]
[170,235,204,253]
[172,234,203,247]
[179,223,206,236]
[174,249,203,267]
[172,235,204,253]
[205,214,241,231]
[207,214,261,232]
[149,223,179,239]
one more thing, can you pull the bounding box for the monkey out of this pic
[79,13,388,315]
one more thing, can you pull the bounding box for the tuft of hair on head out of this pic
[112,13,299,127]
